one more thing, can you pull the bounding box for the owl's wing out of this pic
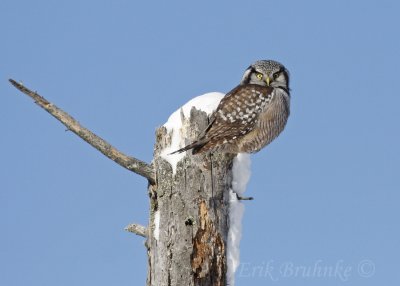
[170,84,274,154]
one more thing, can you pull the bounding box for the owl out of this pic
[171,60,290,155]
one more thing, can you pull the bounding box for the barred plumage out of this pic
[171,60,290,155]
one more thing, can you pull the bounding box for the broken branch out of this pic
[9,79,155,184]
[124,223,148,237]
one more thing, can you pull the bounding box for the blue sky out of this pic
[1,0,399,285]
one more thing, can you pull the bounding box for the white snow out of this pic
[153,210,160,241]
[161,92,225,174]
[227,153,251,286]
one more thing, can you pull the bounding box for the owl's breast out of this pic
[238,89,290,153]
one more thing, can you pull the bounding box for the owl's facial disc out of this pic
[250,69,277,87]
[240,60,289,91]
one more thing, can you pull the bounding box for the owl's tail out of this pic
[168,139,208,155]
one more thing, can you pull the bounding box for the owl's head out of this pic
[241,60,289,91]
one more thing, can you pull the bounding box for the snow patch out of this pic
[227,153,251,286]
[153,210,160,241]
[161,92,224,174]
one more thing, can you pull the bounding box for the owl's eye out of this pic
[273,73,280,79]
[256,73,263,80]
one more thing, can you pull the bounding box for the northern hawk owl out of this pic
[171,60,290,155]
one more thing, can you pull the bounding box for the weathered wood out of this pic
[146,108,235,286]
[8,79,155,184]
[125,223,148,237]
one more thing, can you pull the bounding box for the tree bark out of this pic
[147,108,235,286]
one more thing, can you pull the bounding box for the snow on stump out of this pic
[146,93,251,286]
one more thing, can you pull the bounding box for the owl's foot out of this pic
[235,193,254,201]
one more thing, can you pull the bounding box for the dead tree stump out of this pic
[147,108,235,286]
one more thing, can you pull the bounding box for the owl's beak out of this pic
[265,76,271,86]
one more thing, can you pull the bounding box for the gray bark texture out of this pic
[146,108,235,286]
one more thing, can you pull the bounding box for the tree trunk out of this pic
[146,108,235,286]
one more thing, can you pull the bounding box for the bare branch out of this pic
[125,223,147,237]
[9,79,155,184]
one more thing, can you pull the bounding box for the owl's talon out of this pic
[235,193,254,201]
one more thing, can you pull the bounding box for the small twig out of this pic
[9,79,155,184]
[125,223,148,237]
